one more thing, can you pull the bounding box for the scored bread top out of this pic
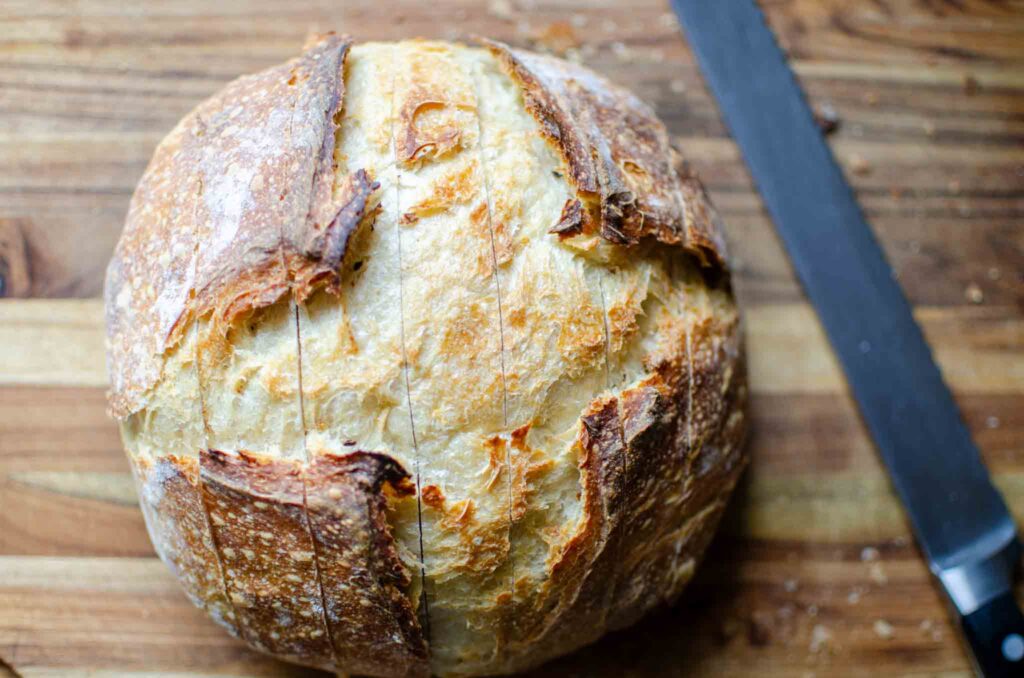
[104,35,728,420]
[106,35,746,676]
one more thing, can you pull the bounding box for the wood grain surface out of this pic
[1,0,1022,675]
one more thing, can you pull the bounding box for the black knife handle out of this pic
[960,592,1024,677]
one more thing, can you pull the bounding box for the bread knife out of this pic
[669,1,1024,675]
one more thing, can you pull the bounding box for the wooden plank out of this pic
[3,299,1020,394]
[0,469,149,557]
[529,536,977,678]
[0,546,978,678]
[0,557,316,677]
[0,386,122,473]
[763,0,1024,66]
[0,301,105,387]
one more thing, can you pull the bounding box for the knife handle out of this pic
[960,591,1024,678]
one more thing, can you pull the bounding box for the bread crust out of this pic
[107,37,747,677]
[198,450,334,668]
[481,39,728,266]
[105,34,374,419]
[131,454,238,633]
[498,305,746,673]
[304,452,430,677]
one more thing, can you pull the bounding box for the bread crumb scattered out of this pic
[810,624,833,654]
[863,91,879,106]
[807,604,819,617]
[611,41,633,61]
[965,282,984,304]
[987,267,1001,281]
[670,79,687,94]
[874,619,895,639]
[784,578,799,593]
[920,618,933,632]
[718,615,743,643]
[986,415,1001,429]
[869,562,888,585]
[814,103,841,135]
[860,546,879,562]
[850,154,871,176]
[847,586,865,605]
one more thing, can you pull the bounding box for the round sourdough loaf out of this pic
[104,35,748,677]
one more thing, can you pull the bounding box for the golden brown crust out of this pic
[199,449,334,669]
[606,309,748,633]
[130,454,238,634]
[104,115,201,418]
[105,35,373,419]
[304,452,430,677]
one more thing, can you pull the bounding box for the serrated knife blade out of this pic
[669,1,1024,675]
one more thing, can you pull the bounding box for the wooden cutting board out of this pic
[1,1,1022,675]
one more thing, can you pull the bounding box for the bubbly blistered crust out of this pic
[107,37,747,677]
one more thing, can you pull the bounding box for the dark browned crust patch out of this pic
[199,449,334,669]
[481,38,729,269]
[130,453,238,635]
[304,452,430,677]
[548,198,584,238]
[290,168,380,301]
[482,42,598,197]
[683,310,748,510]
[502,397,625,668]
[674,152,731,268]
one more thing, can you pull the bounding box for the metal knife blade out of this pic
[669,1,1023,675]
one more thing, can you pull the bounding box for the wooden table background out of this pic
[1,0,1022,675]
